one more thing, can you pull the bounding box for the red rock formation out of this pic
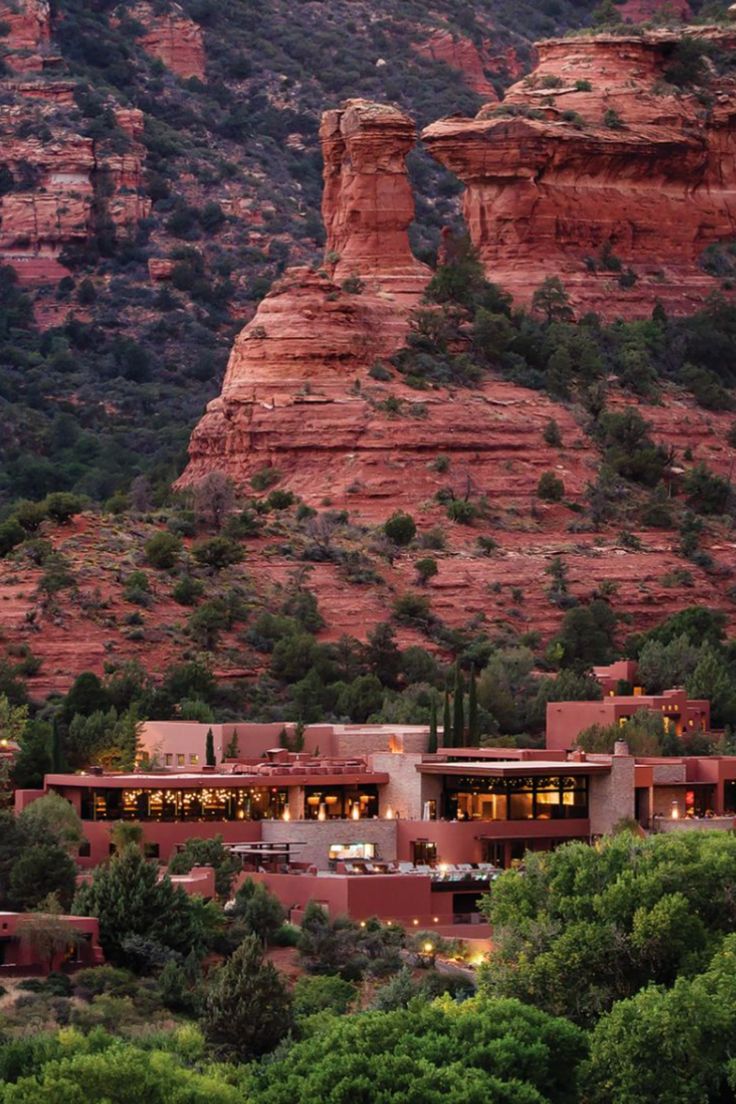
[412,30,499,98]
[320,100,430,289]
[181,100,430,486]
[131,2,205,81]
[0,95,150,281]
[422,30,736,318]
[619,0,691,22]
[0,0,50,72]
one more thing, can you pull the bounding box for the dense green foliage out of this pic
[481,831,736,1027]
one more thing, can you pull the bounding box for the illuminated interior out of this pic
[443,775,589,821]
[78,786,289,821]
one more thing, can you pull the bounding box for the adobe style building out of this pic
[546,688,710,751]
[14,712,736,934]
[0,913,103,975]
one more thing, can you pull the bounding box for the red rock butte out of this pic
[179,99,431,487]
[181,33,736,509]
[423,29,736,317]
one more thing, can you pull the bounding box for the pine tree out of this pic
[468,667,479,747]
[428,696,438,753]
[205,727,216,766]
[201,933,293,1061]
[453,664,465,747]
[442,689,453,748]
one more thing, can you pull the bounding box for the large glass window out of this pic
[304,785,379,820]
[76,786,289,822]
[443,775,589,821]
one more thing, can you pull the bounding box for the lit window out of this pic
[189,754,199,764]
[177,754,186,766]
[165,754,173,766]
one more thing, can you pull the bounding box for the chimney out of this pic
[614,740,630,757]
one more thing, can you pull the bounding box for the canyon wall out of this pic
[0,0,51,72]
[422,30,736,318]
[0,91,149,285]
[131,2,206,81]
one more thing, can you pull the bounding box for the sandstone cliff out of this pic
[130,2,206,81]
[0,91,149,285]
[181,100,430,482]
[422,30,736,318]
[0,0,51,73]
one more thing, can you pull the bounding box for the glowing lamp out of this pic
[385,806,394,820]
[282,807,291,822]
[351,804,360,820]
[423,942,434,955]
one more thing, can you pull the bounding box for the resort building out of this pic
[546,688,710,751]
[14,711,736,935]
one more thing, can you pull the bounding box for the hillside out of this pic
[0,0,709,506]
[3,0,736,720]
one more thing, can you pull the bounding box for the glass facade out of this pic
[443,774,589,821]
[76,786,289,822]
[304,784,379,820]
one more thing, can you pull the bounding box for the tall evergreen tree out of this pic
[202,933,293,1061]
[468,667,479,747]
[428,695,438,753]
[205,727,216,766]
[453,664,465,747]
[442,689,453,748]
[51,715,64,772]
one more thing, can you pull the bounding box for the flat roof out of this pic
[417,760,610,777]
[46,771,389,789]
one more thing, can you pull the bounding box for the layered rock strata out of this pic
[0,91,149,283]
[412,30,500,98]
[131,2,206,80]
[422,31,736,318]
[0,0,51,73]
[181,100,430,485]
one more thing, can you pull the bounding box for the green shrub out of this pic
[144,531,182,570]
[537,471,565,502]
[383,512,417,546]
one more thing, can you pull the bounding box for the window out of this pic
[304,785,379,820]
[411,840,438,866]
[165,754,173,766]
[189,754,199,765]
[78,839,91,858]
[177,754,186,766]
[328,843,376,861]
[443,775,588,821]
[144,842,160,859]
[77,786,289,822]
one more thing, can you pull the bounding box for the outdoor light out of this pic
[360,921,366,928]
[433,916,439,923]
[423,942,434,954]
[671,801,680,820]
[351,804,360,820]
[282,807,291,822]
[413,918,419,926]
[318,803,327,821]
[385,806,394,819]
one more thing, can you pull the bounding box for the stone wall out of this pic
[589,753,635,835]
[261,819,398,870]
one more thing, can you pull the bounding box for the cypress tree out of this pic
[468,666,479,747]
[205,727,216,766]
[442,689,453,748]
[453,663,465,747]
[51,716,64,773]
[428,695,438,753]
